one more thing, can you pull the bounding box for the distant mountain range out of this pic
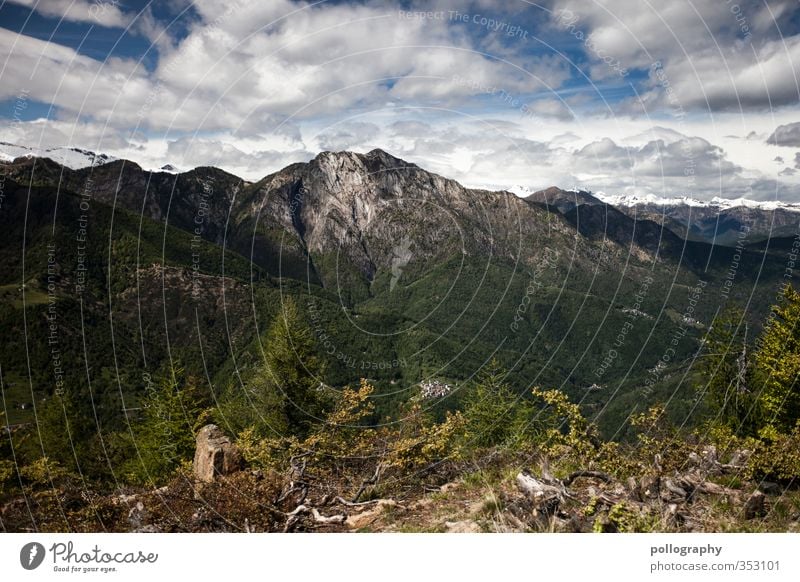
[511,185,800,246]
[0,144,796,435]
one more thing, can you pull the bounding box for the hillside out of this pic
[0,151,793,434]
[1,150,799,536]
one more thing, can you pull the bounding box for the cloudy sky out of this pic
[1,0,799,200]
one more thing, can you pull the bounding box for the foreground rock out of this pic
[193,424,243,483]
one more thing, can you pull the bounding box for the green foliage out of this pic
[120,366,203,485]
[461,360,536,449]
[35,389,93,476]
[528,387,602,467]
[696,285,800,483]
[699,306,758,433]
[18,456,71,487]
[238,379,378,474]
[216,369,289,440]
[0,458,14,493]
[219,298,326,439]
[595,501,659,533]
[629,404,694,473]
[745,423,800,482]
[754,284,800,434]
[238,378,465,500]
[384,403,465,471]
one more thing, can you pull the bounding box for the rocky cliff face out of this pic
[219,149,589,287]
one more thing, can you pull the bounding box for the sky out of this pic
[0,0,799,200]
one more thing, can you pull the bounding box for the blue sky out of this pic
[1,0,799,200]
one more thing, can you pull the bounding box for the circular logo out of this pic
[19,542,46,570]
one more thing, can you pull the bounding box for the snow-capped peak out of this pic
[0,142,117,170]
[595,193,708,208]
[508,185,534,197]
[594,192,800,212]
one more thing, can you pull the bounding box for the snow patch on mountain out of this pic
[507,185,534,197]
[0,142,119,170]
[594,192,800,212]
[507,185,581,197]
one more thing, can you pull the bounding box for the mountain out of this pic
[511,185,603,213]
[594,192,800,246]
[511,186,800,247]
[0,141,117,170]
[0,148,793,436]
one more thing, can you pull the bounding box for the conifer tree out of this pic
[754,284,800,434]
[699,307,758,433]
[462,360,532,448]
[218,298,325,438]
[123,365,202,484]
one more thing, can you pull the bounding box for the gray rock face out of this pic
[193,424,243,483]
[244,148,578,285]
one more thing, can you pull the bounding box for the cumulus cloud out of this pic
[0,28,155,126]
[768,122,800,147]
[550,0,800,111]
[0,1,573,134]
[316,122,381,152]
[165,136,313,179]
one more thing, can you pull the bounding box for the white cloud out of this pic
[551,0,800,111]
[768,122,800,147]
[8,0,134,28]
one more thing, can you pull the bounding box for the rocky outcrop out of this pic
[193,424,243,483]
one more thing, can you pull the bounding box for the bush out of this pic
[629,404,695,473]
[0,458,15,493]
[745,422,800,483]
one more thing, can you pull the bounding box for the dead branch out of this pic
[334,496,387,507]
[275,482,308,505]
[516,470,564,514]
[310,507,346,525]
[563,470,613,486]
[351,463,383,503]
[282,504,347,531]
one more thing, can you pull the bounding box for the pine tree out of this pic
[218,298,325,438]
[754,284,800,434]
[122,365,202,485]
[462,360,531,448]
[36,388,90,475]
[699,306,758,433]
[265,298,326,434]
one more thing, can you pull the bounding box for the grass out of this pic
[0,282,50,309]
[0,370,38,427]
